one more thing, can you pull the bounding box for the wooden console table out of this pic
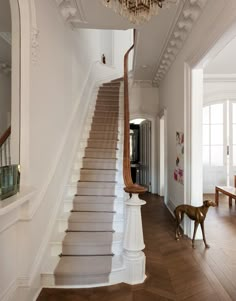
[215,186,236,207]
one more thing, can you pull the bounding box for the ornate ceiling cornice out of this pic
[55,0,87,28]
[153,0,207,87]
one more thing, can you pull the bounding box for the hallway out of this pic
[37,193,236,301]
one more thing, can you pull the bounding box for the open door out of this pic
[139,120,151,191]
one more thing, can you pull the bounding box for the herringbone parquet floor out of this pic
[37,193,236,301]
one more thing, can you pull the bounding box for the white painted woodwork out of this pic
[123,193,146,284]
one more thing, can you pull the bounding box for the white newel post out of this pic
[123,193,146,284]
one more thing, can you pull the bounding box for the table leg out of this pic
[229,196,232,207]
[215,187,219,206]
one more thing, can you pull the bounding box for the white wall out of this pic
[100,30,113,66]
[113,29,133,70]
[0,73,11,136]
[158,0,236,212]
[129,81,159,117]
[0,1,129,300]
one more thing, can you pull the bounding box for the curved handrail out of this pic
[123,31,147,195]
[0,126,11,147]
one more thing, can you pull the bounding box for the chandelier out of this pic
[101,0,178,24]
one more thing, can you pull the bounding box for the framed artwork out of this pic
[174,132,184,185]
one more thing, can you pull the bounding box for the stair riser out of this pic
[98,92,119,96]
[90,124,118,132]
[82,161,116,169]
[87,141,118,149]
[55,275,110,286]
[72,203,114,212]
[84,150,117,159]
[58,219,123,234]
[96,96,120,101]
[51,242,122,256]
[94,112,119,118]
[96,101,119,106]
[76,187,116,196]
[80,173,116,182]
[98,85,120,92]
[89,132,118,140]
[73,195,116,202]
[95,106,119,112]
[62,245,112,256]
[67,222,113,232]
[64,203,123,214]
[92,121,119,127]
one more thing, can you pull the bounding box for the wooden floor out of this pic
[37,193,236,301]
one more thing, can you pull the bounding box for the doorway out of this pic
[130,118,152,191]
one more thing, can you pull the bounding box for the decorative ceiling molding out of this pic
[153,0,207,86]
[31,27,40,63]
[0,32,11,45]
[204,74,236,83]
[55,0,87,28]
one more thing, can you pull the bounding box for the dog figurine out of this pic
[174,200,216,248]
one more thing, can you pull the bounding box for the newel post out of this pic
[123,193,146,284]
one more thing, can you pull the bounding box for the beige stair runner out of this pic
[54,81,121,285]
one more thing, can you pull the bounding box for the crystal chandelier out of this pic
[101,0,178,25]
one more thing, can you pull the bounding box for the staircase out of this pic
[41,81,126,287]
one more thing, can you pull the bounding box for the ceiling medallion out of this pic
[101,0,179,24]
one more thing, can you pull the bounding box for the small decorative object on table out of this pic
[174,200,216,248]
[102,54,106,64]
[0,164,20,200]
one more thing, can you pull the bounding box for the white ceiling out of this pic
[133,5,179,80]
[57,0,206,83]
[204,36,236,74]
[73,0,181,81]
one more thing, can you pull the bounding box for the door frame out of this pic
[184,20,236,238]
[158,109,168,204]
[130,113,157,193]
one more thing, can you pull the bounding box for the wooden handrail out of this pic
[123,31,147,195]
[0,126,11,147]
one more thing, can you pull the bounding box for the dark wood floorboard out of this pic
[37,193,236,301]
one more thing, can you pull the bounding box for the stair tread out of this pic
[62,232,113,244]
[69,212,114,223]
[52,232,122,244]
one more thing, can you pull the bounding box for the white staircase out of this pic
[41,81,126,287]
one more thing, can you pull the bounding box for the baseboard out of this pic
[166,199,175,217]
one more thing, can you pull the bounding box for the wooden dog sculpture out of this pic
[174,200,216,248]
